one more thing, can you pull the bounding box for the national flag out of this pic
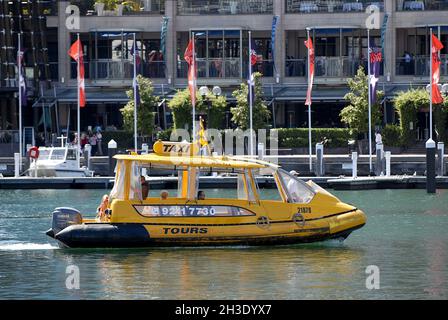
[184,39,197,107]
[248,38,257,103]
[369,40,382,105]
[271,15,279,73]
[68,39,86,107]
[304,37,314,106]
[431,34,444,104]
[17,50,27,106]
[130,40,141,70]
[160,17,169,61]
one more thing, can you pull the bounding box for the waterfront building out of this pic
[1,0,448,154]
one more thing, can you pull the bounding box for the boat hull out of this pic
[49,210,366,248]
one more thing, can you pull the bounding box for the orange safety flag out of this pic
[304,37,314,106]
[68,39,86,107]
[431,34,444,104]
[184,39,197,107]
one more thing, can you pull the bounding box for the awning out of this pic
[37,83,426,105]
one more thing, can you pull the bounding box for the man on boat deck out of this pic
[141,176,149,199]
[197,191,206,200]
[160,190,169,200]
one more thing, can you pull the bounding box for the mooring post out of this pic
[315,143,324,177]
[14,153,20,177]
[108,139,117,177]
[437,142,445,176]
[426,139,436,193]
[351,151,358,178]
[375,143,383,176]
[84,144,91,170]
[385,151,391,177]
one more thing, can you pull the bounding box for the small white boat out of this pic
[27,138,94,177]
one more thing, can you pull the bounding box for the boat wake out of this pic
[0,241,58,251]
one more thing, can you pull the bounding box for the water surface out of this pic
[0,189,447,299]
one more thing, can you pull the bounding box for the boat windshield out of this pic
[38,149,51,160]
[50,149,66,160]
[277,169,315,204]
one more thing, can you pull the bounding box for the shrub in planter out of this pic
[274,128,353,148]
[382,124,402,147]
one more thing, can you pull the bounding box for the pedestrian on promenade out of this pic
[96,129,103,156]
[89,132,98,156]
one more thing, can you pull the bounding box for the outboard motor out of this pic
[46,207,82,238]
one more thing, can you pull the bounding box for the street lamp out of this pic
[199,86,221,129]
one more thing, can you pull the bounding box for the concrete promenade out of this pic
[1,175,448,190]
[1,154,447,177]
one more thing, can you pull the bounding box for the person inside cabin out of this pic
[197,190,206,200]
[96,194,109,222]
[160,190,169,200]
[287,171,302,203]
[141,176,149,199]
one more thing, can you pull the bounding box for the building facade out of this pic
[1,0,448,152]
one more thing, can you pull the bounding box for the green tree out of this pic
[231,72,271,130]
[95,0,120,10]
[168,88,227,130]
[340,67,384,136]
[394,88,448,146]
[120,75,159,137]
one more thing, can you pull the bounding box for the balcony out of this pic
[177,59,274,79]
[397,0,448,11]
[285,0,384,13]
[286,57,382,77]
[177,0,273,15]
[71,60,166,80]
[396,55,448,76]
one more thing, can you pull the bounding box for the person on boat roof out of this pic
[197,190,206,200]
[141,176,149,199]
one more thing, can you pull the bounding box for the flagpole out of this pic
[77,33,81,169]
[248,31,254,157]
[18,32,23,171]
[429,28,433,140]
[367,28,373,174]
[133,32,138,152]
[306,28,312,172]
[192,32,196,144]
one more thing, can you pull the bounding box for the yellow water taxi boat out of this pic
[46,141,366,248]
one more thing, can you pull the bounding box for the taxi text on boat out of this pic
[46,140,366,248]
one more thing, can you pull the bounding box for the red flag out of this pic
[304,37,315,106]
[68,39,86,107]
[184,39,196,107]
[431,34,444,104]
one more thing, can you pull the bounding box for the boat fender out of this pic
[256,216,270,229]
[293,213,306,227]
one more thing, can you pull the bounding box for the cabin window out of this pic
[257,184,283,202]
[51,149,66,160]
[110,160,125,200]
[277,170,315,204]
[66,149,77,160]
